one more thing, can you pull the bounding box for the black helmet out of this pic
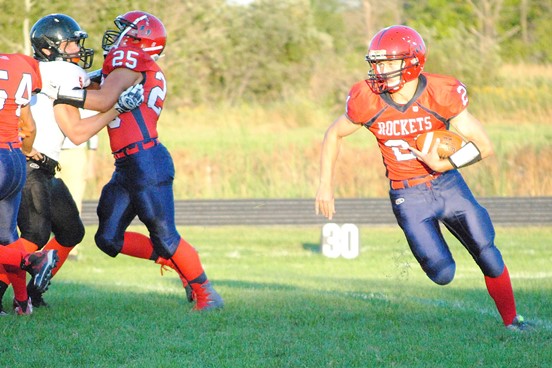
[30,14,94,69]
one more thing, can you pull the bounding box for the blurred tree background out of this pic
[1,0,550,110]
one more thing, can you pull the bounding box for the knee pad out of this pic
[476,245,504,278]
[95,233,121,258]
[426,259,456,285]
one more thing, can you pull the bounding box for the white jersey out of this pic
[30,61,91,161]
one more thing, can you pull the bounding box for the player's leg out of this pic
[25,178,85,307]
[16,170,55,307]
[94,176,198,305]
[17,169,53,250]
[123,232,193,302]
[0,246,25,315]
[131,145,222,310]
[94,179,137,258]
[47,177,85,275]
[440,171,519,327]
[389,186,456,285]
[0,153,33,315]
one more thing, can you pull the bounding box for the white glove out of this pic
[114,84,144,113]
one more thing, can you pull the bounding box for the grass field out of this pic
[2,225,551,367]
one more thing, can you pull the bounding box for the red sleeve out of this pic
[345,80,381,124]
[422,73,468,120]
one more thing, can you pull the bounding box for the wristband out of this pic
[53,89,87,109]
[448,141,481,168]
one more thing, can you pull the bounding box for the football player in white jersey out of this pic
[0,14,142,312]
[6,14,91,309]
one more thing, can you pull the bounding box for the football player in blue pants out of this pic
[316,25,530,331]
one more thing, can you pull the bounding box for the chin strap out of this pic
[448,141,481,169]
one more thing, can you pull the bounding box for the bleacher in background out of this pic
[80,197,552,227]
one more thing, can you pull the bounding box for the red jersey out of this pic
[0,54,41,143]
[346,72,468,181]
[102,46,166,152]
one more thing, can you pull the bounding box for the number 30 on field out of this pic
[321,223,360,259]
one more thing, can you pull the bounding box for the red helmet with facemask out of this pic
[102,11,167,60]
[365,25,426,94]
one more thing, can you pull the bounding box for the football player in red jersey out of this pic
[0,53,60,315]
[52,11,223,311]
[315,25,529,331]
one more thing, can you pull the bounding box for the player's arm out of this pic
[449,109,494,159]
[315,114,363,220]
[53,104,119,145]
[83,68,142,112]
[53,68,142,113]
[410,109,493,172]
[54,84,144,145]
[18,104,37,156]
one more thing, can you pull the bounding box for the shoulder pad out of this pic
[39,61,91,90]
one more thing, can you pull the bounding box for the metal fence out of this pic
[80,197,552,226]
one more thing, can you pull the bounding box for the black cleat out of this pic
[20,250,58,293]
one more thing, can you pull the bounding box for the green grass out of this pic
[2,225,551,367]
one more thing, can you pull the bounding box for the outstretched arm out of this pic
[51,68,143,113]
[53,104,118,145]
[84,68,142,112]
[54,84,144,145]
[315,114,363,220]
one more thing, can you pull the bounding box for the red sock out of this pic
[4,239,29,301]
[4,266,27,301]
[44,238,74,277]
[0,264,11,285]
[0,245,26,267]
[169,238,206,284]
[20,238,38,253]
[0,259,16,292]
[484,265,517,326]
[121,232,156,260]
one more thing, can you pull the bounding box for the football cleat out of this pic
[191,281,224,311]
[506,315,534,332]
[27,283,49,308]
[20,250,58,293]
[13,298,33,315]
[0,306,7,316]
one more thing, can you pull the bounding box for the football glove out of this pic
[115,84,144,114]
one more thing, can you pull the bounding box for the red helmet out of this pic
[365,25,426,94]
[102,11,166,59]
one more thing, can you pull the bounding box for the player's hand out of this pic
[315,185,336,220]
[115,84,144,114]
[409,138,451,172]
[23,148,41,159]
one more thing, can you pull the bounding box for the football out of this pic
[415,130,465,158]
